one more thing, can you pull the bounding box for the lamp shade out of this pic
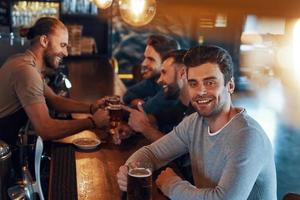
[118,0,156,27]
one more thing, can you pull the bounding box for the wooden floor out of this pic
[68,59,300,200]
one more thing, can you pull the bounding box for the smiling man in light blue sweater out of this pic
[117,45,277,200]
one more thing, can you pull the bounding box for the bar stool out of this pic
[33,136,44,200]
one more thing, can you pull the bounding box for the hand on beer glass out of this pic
[126,162,153,200]
[95,97,106,109]
[117,165,129,191]
[92,109,109,128]
[89,97,107,114]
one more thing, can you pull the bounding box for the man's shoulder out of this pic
[232,110,265,133]
[2,52,36,71]
[228,110,271,146]
[178,112,202,129]
[185,112,200,121]
[9,62,42,84]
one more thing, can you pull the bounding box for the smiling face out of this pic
[141,45,162,79]
[43,26,69,69]
[157,57,183,98]
[187,62,234,118]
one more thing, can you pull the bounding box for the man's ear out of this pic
[39,35,48,48]
[178,66,186,79]
[227,78,235,94]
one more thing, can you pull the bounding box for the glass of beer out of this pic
[127,162,152,200]
[108,104,122,129]
[105,95,122,134]
[105,95,120,107]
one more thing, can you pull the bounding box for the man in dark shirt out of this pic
[116,50,193,142]
[123,50,193,141]
[123,35,179,114]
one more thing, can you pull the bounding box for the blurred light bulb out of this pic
[94,0,113,9]
[119,0,156,27]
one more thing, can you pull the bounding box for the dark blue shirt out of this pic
[123,76,196,133]
[123,76,161,105]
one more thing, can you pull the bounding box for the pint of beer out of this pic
[108,104,122,129]
[105,95,122,131]
[127,165,152,200]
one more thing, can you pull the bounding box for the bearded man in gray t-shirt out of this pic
[117,45,277,200]
[0,17,109,145]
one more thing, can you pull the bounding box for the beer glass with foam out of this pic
[127,162,152,200]
[105,95,122,134]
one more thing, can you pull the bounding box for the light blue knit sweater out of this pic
[126,109,277,200]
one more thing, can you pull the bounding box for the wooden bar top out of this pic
[51,129,168,200]
[48,56,167,199]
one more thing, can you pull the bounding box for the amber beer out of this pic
[108,104,122,129]
[127,167,152,200]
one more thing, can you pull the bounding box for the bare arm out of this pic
[24,102,109,140]
[44,85,90,113]
[44,84,103,114]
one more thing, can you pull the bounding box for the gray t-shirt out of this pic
[0,50,46,117]
[127,109,277,200]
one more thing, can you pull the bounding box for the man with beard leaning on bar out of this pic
[122,34,179,114]
[0,17,109,146]
[117,45,277,200]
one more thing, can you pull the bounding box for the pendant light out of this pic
[118,0,156,27]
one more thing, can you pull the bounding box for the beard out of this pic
[44,52,57,69]
[193,91,228,118]
[141,66,160,79]
[199,101,223,117]
[43,46,62,69]
[163,82,180,100]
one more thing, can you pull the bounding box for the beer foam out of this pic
[108,105,122,110]
[128,168,152,177]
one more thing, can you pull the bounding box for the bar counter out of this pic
[48,129,168,200]
[46,57,167,199]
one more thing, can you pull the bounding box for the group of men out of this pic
[0,17,277,200]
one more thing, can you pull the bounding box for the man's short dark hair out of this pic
[147,35,179,59]
[183,45,233,85]
[162,49,187,65]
